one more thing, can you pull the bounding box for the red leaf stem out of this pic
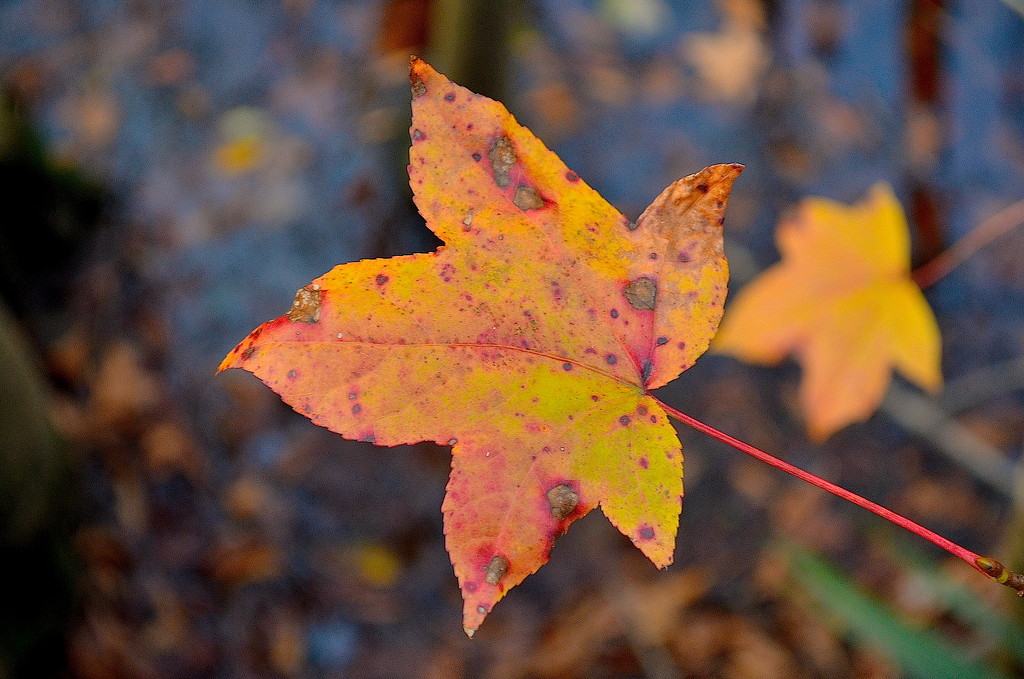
[656,398,1024,593]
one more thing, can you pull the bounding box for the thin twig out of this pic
[913,199,1024,288]
[937,356,1024,415]
[881,382,1019,499]
[998,0,1024,21]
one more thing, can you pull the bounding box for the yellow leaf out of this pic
[714,183,941,441]
[220,59,743,635]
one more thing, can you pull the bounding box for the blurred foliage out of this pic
[0,299,78,679]
[785,543,1024,679]
[0,93,102,337]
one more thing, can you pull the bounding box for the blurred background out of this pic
[2,0,1024,677]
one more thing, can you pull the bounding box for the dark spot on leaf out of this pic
[513,185,544,210]
[348,392,357,399]
[242,346,255,360]
[624,277,657,311]
[677,250,692,263]
[286,287,322,323]
[639,457,649,469]
[610,309,619,319]
[649,252,658,260]
[472,152,481,161]
[352,404,362,414]
[641,360,652,382]
[484,555,509,585]
[591,395,600,402]
[547,483,580,520]
[637,405,648,415]
[626,220,639,231]
[287,370,297,379]
[477,605,488,614]
[444,92,456,102]
[376,274,389,285]
[563,362,572,371]
[410,72,426,98]
[656,336,668,346]
[677,341,686,350]
[639,526,655,540]
[619,415,631,426]
[465,582,478,592]
[566,171,579,182]
[696,182,709,193]
[489,135,516,188]
[605,354,617,365]
[650,415,657,423]
[411,128,425,141]
[303,404,312,413]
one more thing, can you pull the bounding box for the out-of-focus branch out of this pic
[881,383,1019,501]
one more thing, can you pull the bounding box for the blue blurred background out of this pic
[1,1,1023,677]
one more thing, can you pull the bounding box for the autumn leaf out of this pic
[713,182,942,441]
[219,58,742,636]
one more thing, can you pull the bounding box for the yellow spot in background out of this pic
[353,543,402,588]
[212,106,273,175]
[213,135,265,175]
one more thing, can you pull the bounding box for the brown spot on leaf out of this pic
[484,555,509,585]
[619,415,631,426]
[566,171,579,182]
[605,354,617,365]
[626,220,639,231]
[639,526,655,540]
[241,346,255,360]
[411,128,425,141]
[547,484,579,520]
[513,185,544,210]
[352,404,362,414]
[489,135,516,188]
[410,71,426,98]
[696,182,709,193]
[610,309,619,319]
[376,274,389,285]
[625,277,657,311]
[656,336,668,346]
[444,92,456,102]
[639,457,649,469]
[286,287,322,323]
[472,152,481,161]
[562,362,572,371]
[287,370,297,379]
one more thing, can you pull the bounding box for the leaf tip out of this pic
[464,626,476,638]
[409,56,430,98]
